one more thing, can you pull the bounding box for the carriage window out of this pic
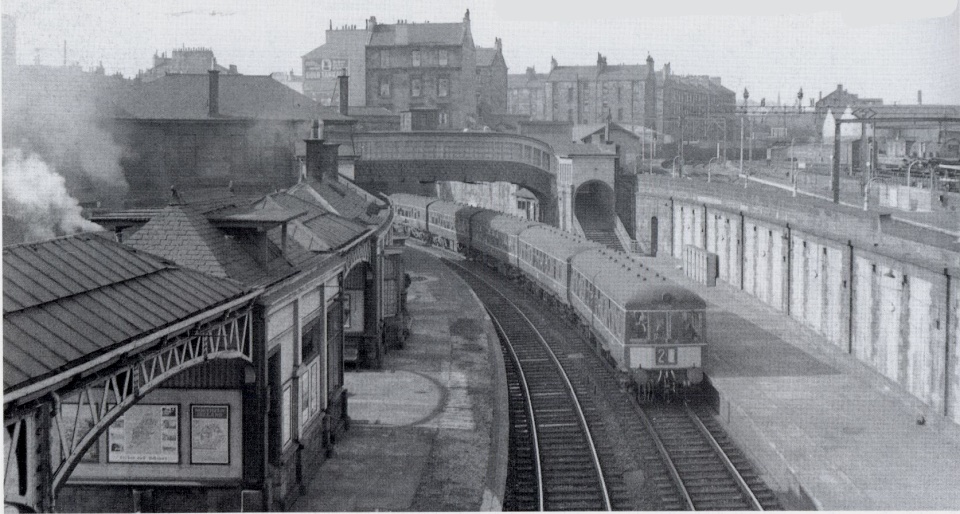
[649,312,668,341]
[671,311,703,343]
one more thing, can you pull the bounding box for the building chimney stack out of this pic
[918,90,922,105]
[304,120,341,183]
[208,69,220,117]
[338,74,349,116]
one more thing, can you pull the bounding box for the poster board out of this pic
[190,405,230,465]
[108,405,179,463]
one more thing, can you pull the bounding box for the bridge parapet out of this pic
[354,131,555,174]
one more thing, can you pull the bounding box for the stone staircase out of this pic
[582,227,625,252]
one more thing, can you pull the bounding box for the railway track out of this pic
[639,403,779,510]
[432,248,779,510]
[450,260,612,511]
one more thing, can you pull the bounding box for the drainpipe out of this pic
[739,212,745,291]
[945,268,952,418]
[670,197,676,257]
[785,225,792,316]
[847,240,856,355]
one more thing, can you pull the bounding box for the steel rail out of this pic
[451,259,612,511]
[486,307,545,511]
[684,404,764,510]
[636,407,695,510]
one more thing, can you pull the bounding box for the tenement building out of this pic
[475,38,508,122]
[302,21,372,107]
[365,11,478,129]
[507,66,548,120]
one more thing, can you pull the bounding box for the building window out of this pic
[412,49,421,67]
[379,77,391,97]
[567,108,573,121]
[411,77,422,97]
[567,87,574,102]
[438,49,448,66]
[438,77,449,97]
[321,59,331,71]
[380,50,390,68]
[617,85,622,102]
[439,111,449,127]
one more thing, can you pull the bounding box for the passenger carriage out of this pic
[426,201,460,251]
[453,204,486,254]
[390,193,431,241]
[468,211,538,277]
[517,225,600,307]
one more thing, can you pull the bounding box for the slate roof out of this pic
[572,123,608,142]
[547,65,598,82]
[3,233,250,391]
[599,64,649,80]
[295,179,388,226]
[476,47,498,67]
[369,22,466,47]
[117,74,321,120]
[123,205,297,286]
[508,72,546,89]
[255,188,369,253]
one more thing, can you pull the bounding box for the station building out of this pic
[4,129,407,512]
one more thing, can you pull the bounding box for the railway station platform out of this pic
[641,254,960,510]
[292,247,508,511]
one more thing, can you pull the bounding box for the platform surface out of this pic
[292,247,508,512]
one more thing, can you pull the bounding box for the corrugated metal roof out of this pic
[3,233,250,391]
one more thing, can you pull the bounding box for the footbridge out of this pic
[353,131,560,223]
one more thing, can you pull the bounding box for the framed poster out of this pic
[108,405,179,463]
[190,405,230,465]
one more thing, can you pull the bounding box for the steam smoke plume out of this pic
[3,148,102,243]
[3,67,130,244]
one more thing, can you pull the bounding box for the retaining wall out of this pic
[635,176,960,425]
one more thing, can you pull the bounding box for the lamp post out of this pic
[906,159,921,187]
[863,177,885,211]
[797,88,804,114]
[740,88,748,177]
[743,88,751,164]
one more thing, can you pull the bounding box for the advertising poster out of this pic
[108,405,179,463]
[190,405,230,464]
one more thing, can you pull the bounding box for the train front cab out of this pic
[624,307,706,400]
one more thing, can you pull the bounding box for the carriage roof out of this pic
[571,248,706,310]
[518,225,601,260]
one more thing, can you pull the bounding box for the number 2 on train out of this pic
[655,347,678,365]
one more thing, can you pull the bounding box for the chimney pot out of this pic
[338,75,349,116]
[208,69,220,117]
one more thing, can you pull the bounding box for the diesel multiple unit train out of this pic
[390,193,707,397]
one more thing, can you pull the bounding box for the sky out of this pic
[4,0,959,106]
